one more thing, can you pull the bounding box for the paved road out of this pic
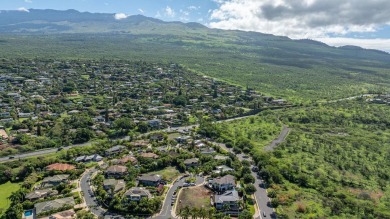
[80,168,107,217]
[264,125,290,151]
[0,142,92,162]
[0,114,256,162]
[154,175,204,219]
[215,141,278,218]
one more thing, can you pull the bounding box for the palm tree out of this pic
[199,207,207,219]
[179,206,191,219]
[208,207,216,219]
[190,207,199,219]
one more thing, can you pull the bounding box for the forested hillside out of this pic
[208,100,390,218]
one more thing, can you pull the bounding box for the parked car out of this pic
[183,183,189,187]
[189,183,196,186]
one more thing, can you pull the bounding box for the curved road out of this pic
[154,175,204,219]
[80,168,107,217]
[264,125,290,151]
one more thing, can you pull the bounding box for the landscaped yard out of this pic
[150,166,181,182]
[0,181,21,216]
[176,186,213,214]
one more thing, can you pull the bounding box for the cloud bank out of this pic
[209,0,390,39]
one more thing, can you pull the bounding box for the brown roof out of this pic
[140,152,159,159]
[106,165,128,174]
[118,155,138,164]
[46,163,76,171]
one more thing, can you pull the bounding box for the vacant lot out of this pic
[0,181,21,216]
[150,166,181,182]
[176,186,213,214]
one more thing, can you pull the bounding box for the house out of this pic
[138,174,162,186]
[105,145,126,156]
[25,189,58,201]
[45,163,76,171]
[211,175,235,192]
[200,147,216,155]
[106,165,128,178]
[184,158,199,167]
[103,179,126,194]
[140,152,159,159]
[147,119,161,128]
[0,112,10,118]
[117,155,137,165]
[74,154,103,163]
[41,175,69,188]
[130,140,150,148]
[124,187,152,201]
[49,209,76,219]
[214,155,229,160]
[213,165,234,174]
[34,197,75,215]
[214,190,241,210]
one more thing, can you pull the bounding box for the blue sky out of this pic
[1,0,390,52]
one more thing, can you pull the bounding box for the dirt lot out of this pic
[176,186,213,213]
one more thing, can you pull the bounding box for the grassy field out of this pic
[176,186,213,214]
[150,167,181,182]
[0,181,21,216]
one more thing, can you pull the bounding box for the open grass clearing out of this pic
[149,166,181,182]
[0,181,21,216]
[176,186,213,214]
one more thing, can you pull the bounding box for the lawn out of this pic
[167,133,181,140]
[0,181,21,216]
[150,166,181,182]
[176,186,213,214]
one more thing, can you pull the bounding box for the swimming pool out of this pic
[24,210,33,217]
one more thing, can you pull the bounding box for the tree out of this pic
[245,184,256,195]
[74,128,94,143]
[238,210,252,219]
[137,122,149,133]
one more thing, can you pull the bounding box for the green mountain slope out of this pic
[0,9,390,102]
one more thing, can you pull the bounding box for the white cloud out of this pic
[165,6,175,17]
[155,11,161,18]
[209,0,390,39]
[316,37,390,52]
[114,13,129,20]
[17,7,29,12]
[138,9,144,14]
[188,6,200,11]
[24,0,33,3]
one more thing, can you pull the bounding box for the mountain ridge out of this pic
[0,9,386,54]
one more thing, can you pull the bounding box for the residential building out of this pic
[214,190,240,210]
[184,158,199,167]
[124,187,152,201]
[34,197,75,215]
[139,152,159,159]
[138,174,162,187]
[25,189,58,201]
[213,165,234,174]
[103,179,126,194]
[106,165,128,178]
[49,209,76,219]
[105,145,126,156]
[211,175,235,192]
[41,175,69,188]
[45,163,76,171]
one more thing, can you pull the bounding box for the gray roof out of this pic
[212,175,235,185]
[106,145,126,153]
[25,189,57,200]
[124,187,152,199]
[34,197,75,215]
[214,190,240,203]
[138,174,161,182]
[184,158,199,165]
[42,174,69,183]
